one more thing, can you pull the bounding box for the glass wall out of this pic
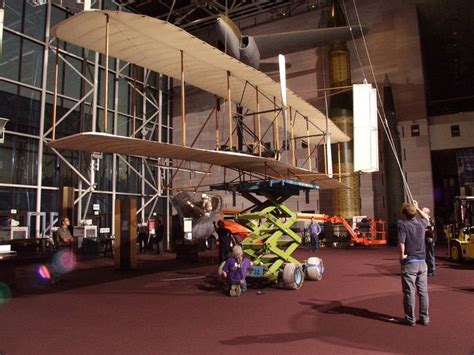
[0,0,172,236]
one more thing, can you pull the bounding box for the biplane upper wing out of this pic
[48,133,346,189]
[51,10,350,144]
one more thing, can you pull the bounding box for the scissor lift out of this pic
[212,179,324,289]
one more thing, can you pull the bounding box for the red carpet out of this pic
[0,246,473,354]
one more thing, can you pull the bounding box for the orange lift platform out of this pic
[297,213,387,246]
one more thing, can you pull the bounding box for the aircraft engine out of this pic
[216,16,241,60]
[240,35,260,69]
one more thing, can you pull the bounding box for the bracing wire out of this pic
[343,0,415,203]
[321,43,331,175]
[340,1,367,81]
[221,0,229,145]
[341,0,413,201]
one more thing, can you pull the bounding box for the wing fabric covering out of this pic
[51,10,350,144]
[48,133,347,190]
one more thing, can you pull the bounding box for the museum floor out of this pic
[1,245,473,354]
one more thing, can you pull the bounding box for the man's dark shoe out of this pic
[399,319,416,326]
[418,320,429,326]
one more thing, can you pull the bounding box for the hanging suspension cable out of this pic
[321,45,332,176]
[346,0,415,202]
[340,0,367,81]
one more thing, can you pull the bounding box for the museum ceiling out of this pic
[120,0,332,32]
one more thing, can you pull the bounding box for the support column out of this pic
[290,107,296,166]
[215,98,220,150]
[52,39,59,141]
[35,1,51,238]
[227,71,232,150]
[111,53,120,238]
[256,87,262,156]
[328,0,360,217]
[306,118,312,170]
[181,50,186,146]
[140,69,147,223]
[104,13,110,132]
[273,96,280,151]
[58,186,74,221]
[114,199,137,270]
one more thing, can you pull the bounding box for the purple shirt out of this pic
[222,257,251,282]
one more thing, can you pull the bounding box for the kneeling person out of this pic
[221,245,251,296]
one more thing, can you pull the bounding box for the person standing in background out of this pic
[155,219,164,254]
[57,217,73,247]
[422,207,436,276]
[137,219,149,253]
[398,201,430,326]
[308,218,322,253]
[214,220,235,263]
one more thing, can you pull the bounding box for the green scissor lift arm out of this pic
[212,179,320,284]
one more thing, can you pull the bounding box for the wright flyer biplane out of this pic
[47,10,355,286]
[48,10,349,189]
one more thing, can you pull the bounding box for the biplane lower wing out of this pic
[48,133,347,190]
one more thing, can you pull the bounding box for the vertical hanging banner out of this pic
[353,83,378,173]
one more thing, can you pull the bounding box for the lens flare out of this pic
[53,250,77,274]
[0,282,12,305]
[36,265,51,280]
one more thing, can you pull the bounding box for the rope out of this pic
[343,0,414,203]
[340,1,367,81]
[321,43,331,175]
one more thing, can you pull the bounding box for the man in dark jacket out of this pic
[56,217,73,248]
[155,219,164,254]
[422,207,436,276]
[214,220,235,263]
[398,200,430,326]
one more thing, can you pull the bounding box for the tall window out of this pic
[0,0,171,228]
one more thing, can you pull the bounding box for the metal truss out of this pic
[19,1,173,240]
[10,0,333,240]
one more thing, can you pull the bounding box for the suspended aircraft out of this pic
[42,9,381,286]
[47,9,355,252]
[216,14,367,70]
[48,9,349,187]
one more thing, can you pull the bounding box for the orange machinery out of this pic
[221,210,387,247]
[297,213,387,246]
[222,219,251,241]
